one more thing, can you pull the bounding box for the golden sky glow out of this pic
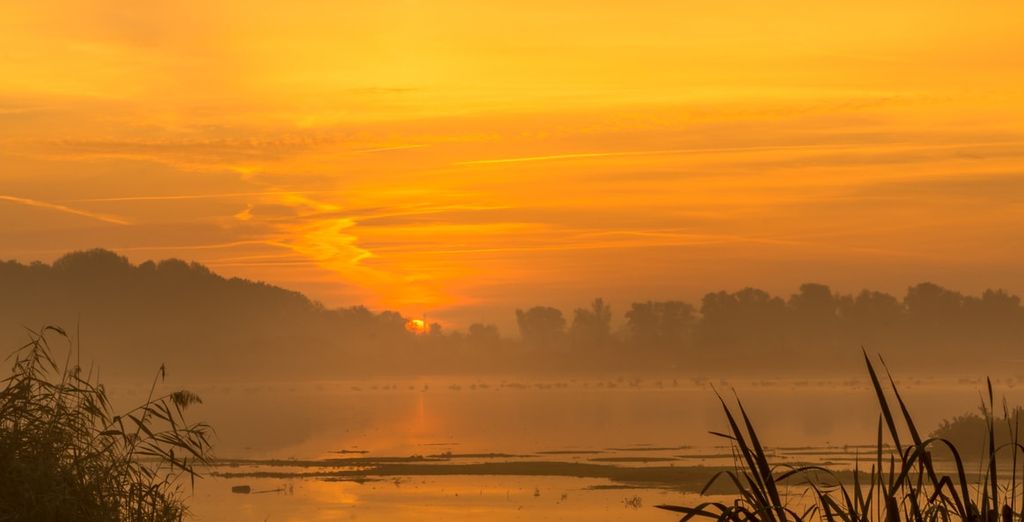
[2,1,1024,328]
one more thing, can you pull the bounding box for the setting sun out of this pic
[405,319,428,335]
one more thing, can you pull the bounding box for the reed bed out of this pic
[0,326,212,521]
[658,350,1023,522]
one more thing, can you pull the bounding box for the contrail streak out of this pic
[68,191,339,203]
[455,140,1024,166]
[0,195,130,225]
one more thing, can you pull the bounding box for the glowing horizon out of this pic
[2,1,1023,329]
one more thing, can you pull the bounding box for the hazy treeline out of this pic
[517,284,1024,373]
[1,249,1021,380]
[0,250,413,381]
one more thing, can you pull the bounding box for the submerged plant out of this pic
[0,326,212,521]
[658,350,1023,522]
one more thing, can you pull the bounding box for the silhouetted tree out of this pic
[625,300,695,350]
[788,283,840,349]
[842,290,902,326]
[904,282,963,325]
[697,288,787,352]
[963,289,1024,345]
[570,298,612,350]
[837,290,904,345]
[904,283,965,348]
[467,323,501,347]
[789,283,837,322]
[515,306,566,350]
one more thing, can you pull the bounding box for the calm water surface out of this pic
[106,376,1024,521]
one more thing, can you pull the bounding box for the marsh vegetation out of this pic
[658,353,1024,521]
[0,327,211,521]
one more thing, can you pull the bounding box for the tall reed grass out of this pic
[0,326,212,521]
[658,350,1022,522]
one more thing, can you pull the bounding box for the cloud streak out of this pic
[67,191,344,203]
[455,140,1024,166]
[455,143,893,166]
[0,195,130,225]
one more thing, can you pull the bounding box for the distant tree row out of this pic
[1,249,1022,377]
[513,283,1024,368]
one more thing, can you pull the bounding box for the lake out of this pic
[106,375,1024,520]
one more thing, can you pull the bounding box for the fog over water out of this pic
[101,377,1020,459]
[5,250,1024,520]
[142,377,1022,520]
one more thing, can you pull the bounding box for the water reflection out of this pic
[135,377,1024,520]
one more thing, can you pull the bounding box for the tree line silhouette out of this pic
[1,249,1021,379]
[516,283,1023,372]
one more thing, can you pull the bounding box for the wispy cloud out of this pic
[352,144,427,153]
[455,140,1024,166]
[0,195,130,225]
[108,240,289,252]
[67,191,342,203]
[455,143,888,166]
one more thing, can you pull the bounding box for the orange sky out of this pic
[2,1,1023,329]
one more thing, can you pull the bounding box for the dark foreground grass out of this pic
[658,351,1023,522]
[0,326,212,521]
